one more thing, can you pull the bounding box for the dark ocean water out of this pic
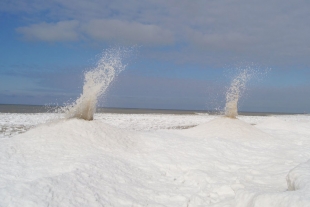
[0,104,300,116]
[0,104,54,113]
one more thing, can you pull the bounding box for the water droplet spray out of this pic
[63,48,128,120]
[225,69,252,118]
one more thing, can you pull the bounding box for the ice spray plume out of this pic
[225,69,252,118]
[63,48,128,120]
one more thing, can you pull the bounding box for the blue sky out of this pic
[1,0,310,113]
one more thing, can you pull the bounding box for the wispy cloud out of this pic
[16,19,174,45]
[16,20,80,42]
[82,19,174,46]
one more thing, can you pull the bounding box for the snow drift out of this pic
[1,114,310,206]
[234,160,310,207]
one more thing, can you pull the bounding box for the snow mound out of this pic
[180,117,273,141]
[4,118,140,153]
[0,119,141,183]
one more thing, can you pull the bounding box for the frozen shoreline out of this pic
[1,112,309,138]
[1,113,310,206]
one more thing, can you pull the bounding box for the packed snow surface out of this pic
[1,113,310,206]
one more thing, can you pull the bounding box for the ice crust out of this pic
[1,113,310,206]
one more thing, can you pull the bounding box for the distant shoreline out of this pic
[0,103,306,116]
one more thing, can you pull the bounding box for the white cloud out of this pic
[82,19,174,46]
[16,20,80,42]
[16,18,174,46]
[6,0,310,67]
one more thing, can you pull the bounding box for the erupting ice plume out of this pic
[63,48,128,120]
[225,69,252,118]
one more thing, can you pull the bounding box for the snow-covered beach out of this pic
[1,112,310,206]
[1,48,309,207]
[3,0,310,206]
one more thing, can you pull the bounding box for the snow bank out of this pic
[1,114,310,206]
[287,160,310,192]
[234,160,310,207]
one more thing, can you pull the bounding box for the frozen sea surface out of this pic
[1,113,310,206]
[0,113,215,138]
[1,112,309,138]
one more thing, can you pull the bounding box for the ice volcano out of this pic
[63,48,127,121]
[0,119,141,179]
[0,119,150,207]
[180,116,274,141]
[178,68,271,141]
